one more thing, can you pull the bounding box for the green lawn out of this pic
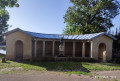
[0,54,120,75]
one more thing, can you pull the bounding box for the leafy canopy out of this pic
[0,0,19,15]
[0,0,19,42]
[63,0,120,34]
[0,11,9,42]
[0,12,9,33]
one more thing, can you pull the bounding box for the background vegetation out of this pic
[63,0,120,35]
[0,0,19,42]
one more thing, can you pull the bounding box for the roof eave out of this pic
[4,28,33,37]
[91,32,117,40]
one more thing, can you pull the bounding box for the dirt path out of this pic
[0,70,120,81]
[92,70,120,81]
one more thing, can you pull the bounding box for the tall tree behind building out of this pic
[113,27,120,52]
[63,0,120,35]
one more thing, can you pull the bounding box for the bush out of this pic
[112,52,120,63]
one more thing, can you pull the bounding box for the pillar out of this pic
[82,42,86,58]
[73,41,75,57]
[63,41,65,55]
[52,41,55,56]
[34,40,37,57]
[43,41,45,56]
[90,41,93,58]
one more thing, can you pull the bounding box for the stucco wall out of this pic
[75,42,82,57]
[65,42,73,57]
[85,42,90,57]
[45,41,53,56]
[6,31,113,61]
[6,31,32,60]
[54,41,60,56]
[92,35,113,60]
[36,41,43,57]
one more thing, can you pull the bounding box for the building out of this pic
[5,28,116,61]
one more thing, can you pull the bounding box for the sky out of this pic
[6,0,120,34]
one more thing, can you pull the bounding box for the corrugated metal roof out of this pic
[24,30,61,39]
[4,28,117,40]
[23,29,117,40]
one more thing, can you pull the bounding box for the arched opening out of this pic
[98,43,106,61]
[15,40,23,61]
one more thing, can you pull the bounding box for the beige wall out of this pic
[6,31,32,60]
[6,31,113,61]
[92,35,113,60]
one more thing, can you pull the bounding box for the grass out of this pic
[82,62,120,71]
[0,54,120,75]
[66,71,92,76]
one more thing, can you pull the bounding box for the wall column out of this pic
[63,41,65,55]
[43,40,45,56]
[82,42,86,58]
[52,41,55,56]
[73,41,75,57]
[90,41,93,58]
[34,40,37,57]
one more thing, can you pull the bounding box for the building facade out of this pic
[5,28,116,61]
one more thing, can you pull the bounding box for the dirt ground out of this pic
[0,70,120,81]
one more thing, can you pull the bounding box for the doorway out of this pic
[15,40,23,61]
[98,43,106,61]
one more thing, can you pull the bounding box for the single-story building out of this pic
[5,28,116,61]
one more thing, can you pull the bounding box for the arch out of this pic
[98,43,106,61]
[14,40,23,61]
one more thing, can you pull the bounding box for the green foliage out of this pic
[0,0,19,41]
[63,0,120,34]
[111,26,120,52]
[0,36,4,42]
[0,0,19,15]
[0,11,9,32]
[0,11,9,42]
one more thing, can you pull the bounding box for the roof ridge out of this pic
[21,28,104,36]
[23,30,61,35]
[4,28,116,40]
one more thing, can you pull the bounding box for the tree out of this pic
[0,0,19,15]
[111,26,120,52]
[0,11,9,42]
[0,0,19,42]
[63,0,120,35]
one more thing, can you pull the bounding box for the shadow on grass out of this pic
[21,61,90,73]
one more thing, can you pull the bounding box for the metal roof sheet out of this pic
[23,29,117,40]
[5,28,117,40]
